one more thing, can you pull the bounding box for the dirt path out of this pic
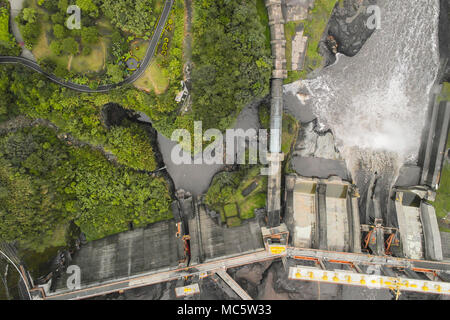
[67,55,73,71]
[101,41,106,69]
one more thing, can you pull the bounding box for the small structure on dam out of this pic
[188,198,264,264]
[418,98,450,191]
[393,187,443,261]
[284,174,361,253]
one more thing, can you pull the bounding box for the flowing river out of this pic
[285,0,441,223]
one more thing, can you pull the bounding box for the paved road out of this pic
[0,0,174,93]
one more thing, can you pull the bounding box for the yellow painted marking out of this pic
[269,246,286,255]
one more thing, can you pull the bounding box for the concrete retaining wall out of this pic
[420,202,443,261]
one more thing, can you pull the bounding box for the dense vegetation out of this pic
[434,83,450,232]
[15,0,163,85]
[0,0,274,247]
[1,65,159,171]
[101,0,162,37]
[190,0,272,131]
[0,125,172,251]
[0,0,20,56]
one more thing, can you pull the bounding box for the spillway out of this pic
[285,0,441,223]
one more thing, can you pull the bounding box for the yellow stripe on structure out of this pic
[288,266,450,295]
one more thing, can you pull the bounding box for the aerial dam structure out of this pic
[390,81,449,263]
[9,0,450,300]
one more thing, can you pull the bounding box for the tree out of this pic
[62,37,79,55]
[49,40,63,56]
[0,125,172,250]
[101,0,158,37]
[52,24,66,39]
[82,46,92,56]
[76,0,98,17]
[106,63,125,83]
[51,12,65,25]
[22,8,37,23]
[190,0,272,131]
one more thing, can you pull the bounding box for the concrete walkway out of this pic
[215,269,252,300]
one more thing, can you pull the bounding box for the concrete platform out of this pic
[394,190,443,261]
[291,156,350,181]
[189,205,264,266]
[189,203,264,264]
[51,220,185,294]
[285,175,361,253]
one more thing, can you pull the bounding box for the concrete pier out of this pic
[215,269,252,300]
[265,0,288,227]
[418,95,450,190]
[394,188,444,261]
[188,200,264,264]
[284,175,361,253]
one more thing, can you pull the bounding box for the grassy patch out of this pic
[434,130,450,232]
[133,0,183,96]
[284,0,337,84]
[227,216,242,228]
[205,166,267,227]
[282,113,300,154]
[131,39,149,61]
[438,82,450,102]
[30,3,108,75]
[72,40,107,73]
[134,58,170,94]
[224,203,238,218]
[0,1,20,55]
[239,193,266,220]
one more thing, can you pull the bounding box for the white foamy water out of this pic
[285,0,440,174]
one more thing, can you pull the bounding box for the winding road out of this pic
[0,0,174,93]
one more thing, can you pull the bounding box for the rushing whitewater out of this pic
[285,0,440,178]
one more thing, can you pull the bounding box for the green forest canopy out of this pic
[0,126,172,251]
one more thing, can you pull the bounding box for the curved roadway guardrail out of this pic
[0,0,174,93]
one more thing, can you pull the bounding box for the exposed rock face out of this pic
[327,0,378,57]
[293,121,341,160]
